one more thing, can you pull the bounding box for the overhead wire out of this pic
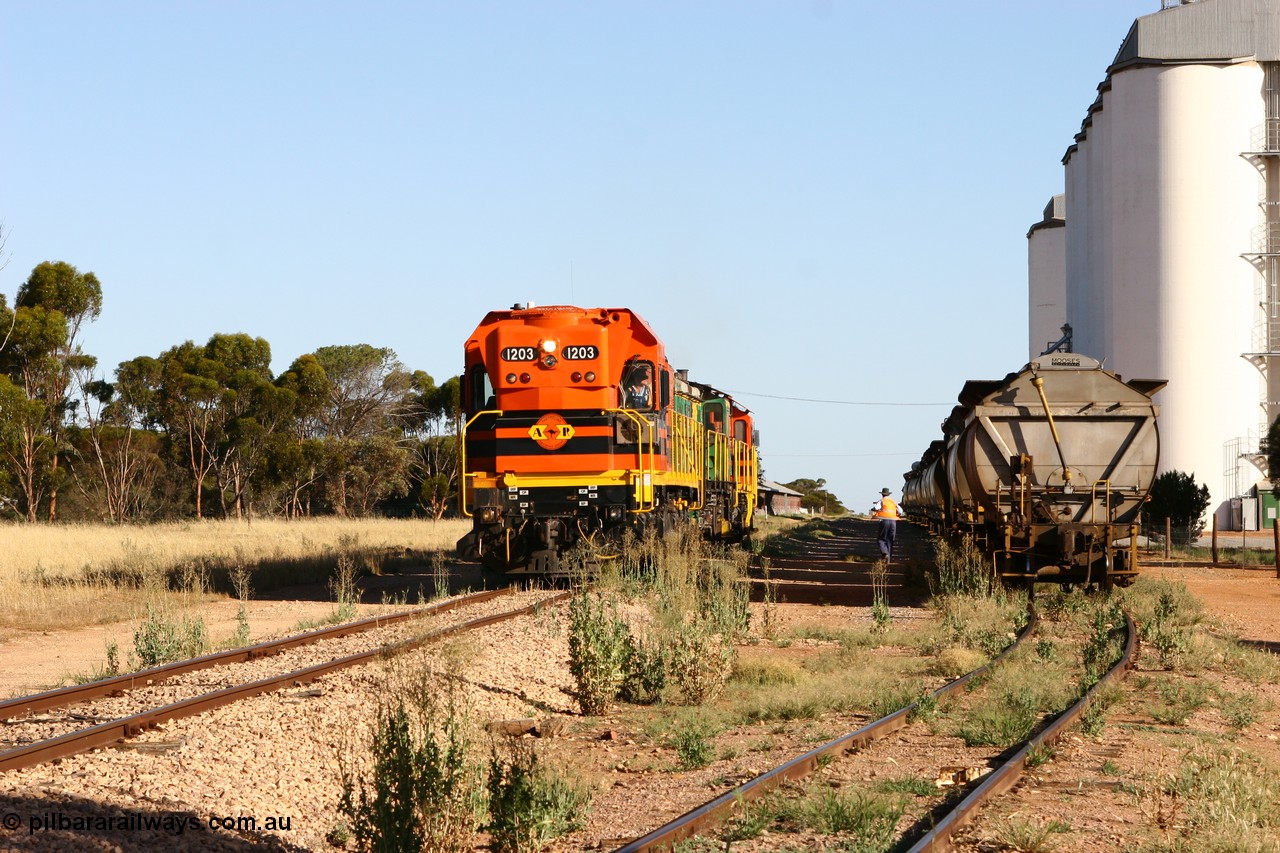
[720,388,947,460]
[723,389,950,407]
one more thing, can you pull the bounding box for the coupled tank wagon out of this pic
[902,353,1166,589]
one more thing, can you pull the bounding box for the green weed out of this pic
[486,738,591,853]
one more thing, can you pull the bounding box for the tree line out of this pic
[0,260,460,523]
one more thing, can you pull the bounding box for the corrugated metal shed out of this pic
[758,478,803,497]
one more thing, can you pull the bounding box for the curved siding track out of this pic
[614,606,1137,852]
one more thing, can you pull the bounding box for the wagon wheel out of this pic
[1099,549,1114,593]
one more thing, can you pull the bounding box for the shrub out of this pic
[670,719,716,770]
[329,552,360,621]
[567,588,630,715]
[486,738,590,853]
[871,560,892,633]
[1141,587,1192,670]
[1145,470,1211,545]
[338,679,483,853]
[619,633,666,705]
[1080,600,1124,690]
[133,607,208,667]
[930,535,991,598]
[667,618,735,705]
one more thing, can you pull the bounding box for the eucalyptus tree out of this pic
[268,353,330,517]
[13,261,103,520]
[68,371,164,523]
[118,333,286,519]
[116,345,218,518]
[0,293,70,519]
[201,333,294,519]
[404,371,461,519]
[0,372,36,519]
[306,344,415,516]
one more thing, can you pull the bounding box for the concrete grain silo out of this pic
[1027,195,1067,359]
[1029,0,1280,529]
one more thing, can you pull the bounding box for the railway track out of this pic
[0,587,568,774]
[611,596,1138,852]
[748,515,931,607]
[0,519,1178,851]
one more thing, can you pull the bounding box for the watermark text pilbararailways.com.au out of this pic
[4,810,294,836]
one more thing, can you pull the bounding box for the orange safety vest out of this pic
[874,497,900,519]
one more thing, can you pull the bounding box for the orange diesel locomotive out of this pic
[456,304,757,574]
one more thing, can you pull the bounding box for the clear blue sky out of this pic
[2,1,1158,509]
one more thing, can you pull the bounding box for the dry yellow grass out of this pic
[0,517,470,632]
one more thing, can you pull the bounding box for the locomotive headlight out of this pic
[541,339,557,353]
[541,354,557,368]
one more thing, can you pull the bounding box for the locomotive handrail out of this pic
[604,407,657,513]
[733,439,758,517]
[670,407,707,511]
[457,408,503,518]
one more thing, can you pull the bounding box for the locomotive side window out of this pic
[468,364,494,413]
[621,361,654,410]
[660,370,671,408]
[734,420,747,443]
[705,405,725,432]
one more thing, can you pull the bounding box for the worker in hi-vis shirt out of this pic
[870,487,905,563]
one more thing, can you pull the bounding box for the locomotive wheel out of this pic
[656,508,689,541]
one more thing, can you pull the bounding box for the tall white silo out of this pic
[1027,195,1066,360]
[1048,0,1274,527]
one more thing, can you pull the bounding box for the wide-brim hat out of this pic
[881,488,891,496]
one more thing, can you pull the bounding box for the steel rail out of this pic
[0,590,570,774]
[612,606,1042,853]
[905,609,1137,852]
[0,587,514,720]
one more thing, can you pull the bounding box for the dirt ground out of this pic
[1,548,1278,851]
[1147,563,1280,649]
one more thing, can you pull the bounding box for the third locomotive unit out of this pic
[901,353,1165,589]
[456,304,757,574]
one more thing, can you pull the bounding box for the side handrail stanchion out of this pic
[457,409,503,518]
[605,408,656,512]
